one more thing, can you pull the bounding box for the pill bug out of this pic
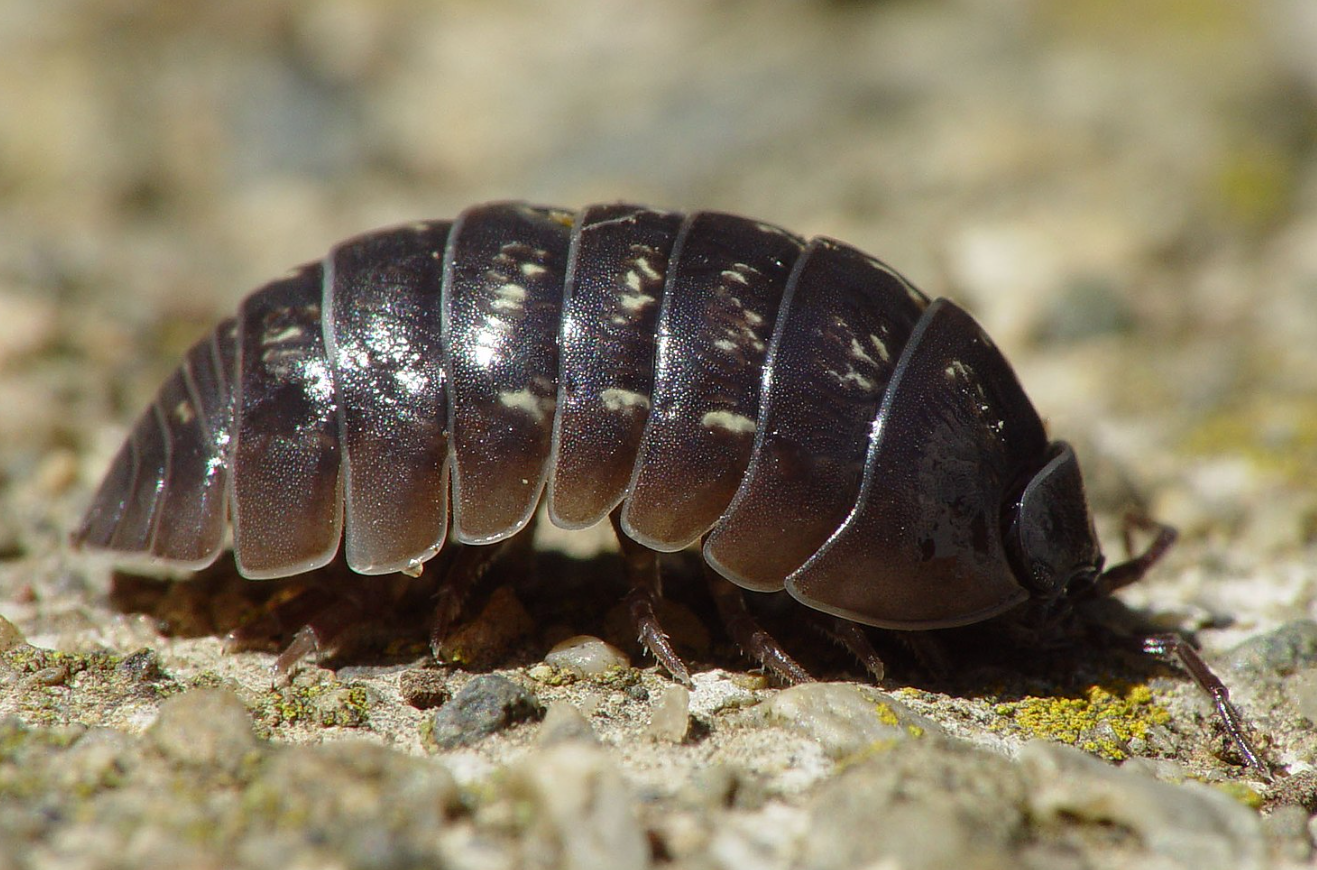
[74,201,1267,776]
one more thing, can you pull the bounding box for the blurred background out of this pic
[1,0,1315,635]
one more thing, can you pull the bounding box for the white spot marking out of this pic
[869,334,890,362]
[633,256,660,280]
[499,389,554,421]
[848,337,877,367]
[472,319,510,368]
[265,324,304,344]
[520,262,547,278]
[701,410,756,434]
[833,370,876,391]
[491,283,527,311]
[619,292,652,313]
[394,368,428,394]
[944,360,971,381]
[600,388,651,413]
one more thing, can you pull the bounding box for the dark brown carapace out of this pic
[75,202,1268,777]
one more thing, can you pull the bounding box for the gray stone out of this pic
[429,674,544,749]
[762,682,942,759]
[146,688,259,777]
[1225,620,1317,676]
[1019,741,1266,870]
[505,743,650,870]
[538,701,597,746]
[798,739,1025,870]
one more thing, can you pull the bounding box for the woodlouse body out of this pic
[76,201,1109,631]
[72,200,1274,778]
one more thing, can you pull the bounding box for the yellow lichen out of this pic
[872,702,901,728]
[991,683,1171,762]
[1213,780,1265,809]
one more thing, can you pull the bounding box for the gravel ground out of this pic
[2,2,1317,868]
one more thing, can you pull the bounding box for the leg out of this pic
[224,573,407,680]
[1143,633,1270,780]
[1096,514,1178,595]
[429,539,515,660]
[609,509,692,686]
[703,561,813,686]
[806,614,886,682]
[271,597,371,678]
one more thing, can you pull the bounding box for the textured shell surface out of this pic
[76,201,1075,630]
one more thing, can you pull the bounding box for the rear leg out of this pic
[703,560,813,686]
[428,538,519,660]
[1143,634,1270,780]
[224,572,410,680]
[610,509,693,686]
[805,613,887,682]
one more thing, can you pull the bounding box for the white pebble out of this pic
[647,684,690,743]
[543,635,630,678]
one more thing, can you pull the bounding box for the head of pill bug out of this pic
[1002,442,1104,624]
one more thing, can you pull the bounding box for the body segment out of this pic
[76,202,1112,641]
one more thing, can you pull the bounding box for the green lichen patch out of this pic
[250,680,372,733]
[0,645,182,728]
[991,683,1171,762]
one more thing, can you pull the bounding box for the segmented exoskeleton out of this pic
[75,201,1268,776]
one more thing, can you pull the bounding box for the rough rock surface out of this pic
[3,2,1317,867]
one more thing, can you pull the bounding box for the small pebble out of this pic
[31,665,68,687]
[543,635,630,679]
[764,683,941,759]
[116,648,162,682]
[428,674,543,749]
[538,701,597,746]
[146,689,260,777]
[646,684,690,743]
[0,615,25,652]
[505,743,648,870]
[399,668,450,710]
